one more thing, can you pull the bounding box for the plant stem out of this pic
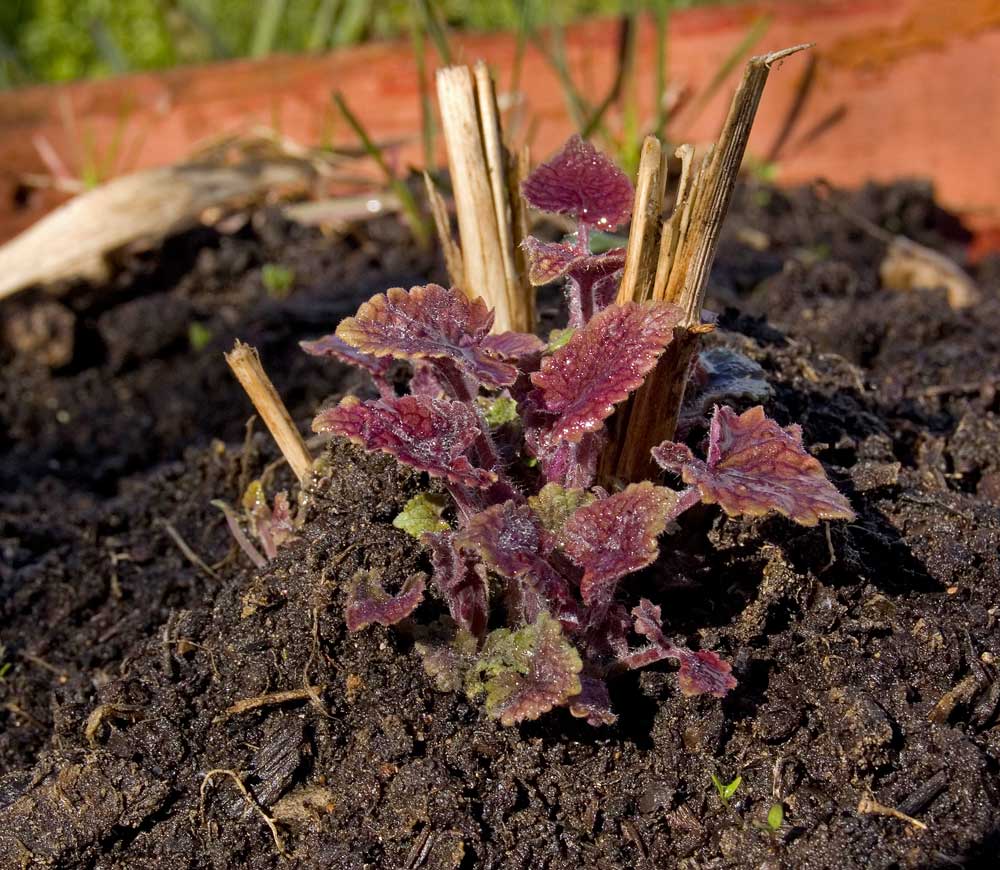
[224,341,313,484]
[333,91,431,249]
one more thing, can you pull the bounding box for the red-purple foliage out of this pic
[300,333,394,399]
[423,532,489,639]
[298,138,854,728]
[625,599,737,698]
[653,405,855,526]
[346,570,426,631]
[530,301,683,443]
[520,136,634,325]
[313,394,496,489]
[560,482,677,605]
[522,237,626,326]
[521,134,633,229]
[337,283,516,388]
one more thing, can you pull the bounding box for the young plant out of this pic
[302,136,854,728]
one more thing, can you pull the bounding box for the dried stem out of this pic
[616,135,667,305]
[601,45,810,485]
[423,170,464,287]
[436,63,533,333]
[225,341,313,484]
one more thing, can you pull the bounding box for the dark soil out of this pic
[2,183,999,869]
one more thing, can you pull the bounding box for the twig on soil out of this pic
[857,793,928,831]
[200,768,286,855]
[19,652,68,683]
[84,703,140,747]
[159,519,219,580]
[224,686,324,717]
[225,341,313,484]
[404,827,434,869]
[302,608,332,717]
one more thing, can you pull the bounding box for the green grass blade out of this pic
[333,91,431,248]
[307,0,342,52]
[251,0,287,58]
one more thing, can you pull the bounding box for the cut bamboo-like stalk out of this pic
[601,45,810,485]
[225,341,313,484]
[616,136,667,306]
[436,64,533,333]
[475,61,528,332]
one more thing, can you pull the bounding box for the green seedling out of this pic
[766,802,784,831]
[262,263,295,298]
[711,772,742,808]
[188,322,213,352]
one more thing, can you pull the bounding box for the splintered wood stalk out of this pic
[601,44,810,485]
[225,341,313,484]
[434,63,533,333]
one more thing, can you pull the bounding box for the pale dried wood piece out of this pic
[437,66,512,328]
[423,171,464,287]
[0,161,313,302]
[617,136,666,306]
[673,45,811,325]
[225,341,313,484]
[224,686,324,716]
[856,795,928,831]
[880,235,980,310]
[475,61,532,333]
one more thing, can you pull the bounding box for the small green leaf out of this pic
[188,322,213,351]
[528,483,595,535]
[478,395,519,428]
[767,802,784,831]
[587,229,629,254]
[393,493,450,538]
[262,263,295,298]
[711,773,742,807]
[546,327,575,353]
[466,612,583,726]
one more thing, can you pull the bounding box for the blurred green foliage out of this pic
[0,0,728,88]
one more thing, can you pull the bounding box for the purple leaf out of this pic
[480,331,546,362]
[457,501,577,625]
[467,612,583,726]
[257,492,296,560]
[313,394,496,489]
[568,675,618,727]
[409,361,447,397]
[653,405,856,526]
[530,302,683,443]
[336,283,516,388]
[522,237,582,285]
[423,531,489,639]
[523,238,627,326]
[301,333,394,398]
[346,570,426,631]
[561,482,677,606]
[521,135,634,229]
[627,599,736,698]
[524,423,605,490]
